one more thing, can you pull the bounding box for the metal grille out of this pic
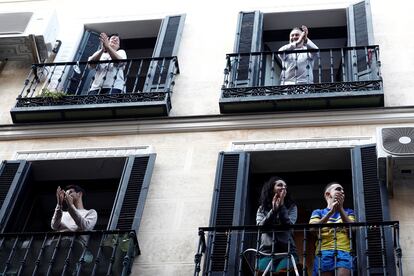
[382,127,414,155]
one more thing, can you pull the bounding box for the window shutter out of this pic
[0,160,30,233]
[233,11,263,87]
[347,0,375,79]
[351,145,395,275]
[107,154,156,231]
[144,15,185,92]
[205,152,249,275]
[64,30,100,95]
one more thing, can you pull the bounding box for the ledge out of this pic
[1,106,414,141]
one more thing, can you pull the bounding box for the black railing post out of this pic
[54,64,67,93]
[120,231,137,276]
[329,49,334,83]
[132,59,144,93]
[302,228,307,276]
[364,225,370,275]
[222,55,230,89]
[237,229,245,276]
[194,229,206,276]
[17,235,34,276]
[317,226,322,276]
[223,230,232,276]
[75,62,89,95]
[46,234,62,276]
[255,228,261,273]
[32,234,49,276]
[106,232,121,276]
[122,60,133,94]
[317,49,322,84]
[348,225,355,276]
[380,225,388,275]
[340,48,346,82]
[394,223,403,276]
[270,52,276,86]
[364,47,372,81]
[91,232,107,276]
[2,235,19,275]
[333,226,338,276]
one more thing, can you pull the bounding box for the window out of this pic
[0,154,156,233]
[220,1,382,113]
[11,15,186,122]
[204,146,396,275]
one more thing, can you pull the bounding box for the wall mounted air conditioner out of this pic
[0,10,59,62]
[376,127,414,197]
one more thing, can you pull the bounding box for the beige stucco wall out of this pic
[0,124,413,274]
[0,0,414,124]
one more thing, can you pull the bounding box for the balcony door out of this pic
[206,146,395,275]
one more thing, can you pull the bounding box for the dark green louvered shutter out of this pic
[233,11,263,87]
[144,15,185,92]
[64,30,100,95]
[107,154,155,231]
[351,145,395,275]
[205,152,249,275]
[347,0,376,80]
[0,160,30,233]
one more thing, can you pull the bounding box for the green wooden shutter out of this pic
[233,11,263,87]
[107,154,156,231]
[347,0,376,80]
[144,15,185,92]
[205,152,249,275]
[351,145,395,275]
[64,30,100,95]
[0,160,30,233]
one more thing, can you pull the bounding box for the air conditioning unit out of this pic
[0,10,59,62]
[376,127,414,196]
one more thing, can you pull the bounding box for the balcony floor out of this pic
[11,93,171,123]
[220,81,383,113]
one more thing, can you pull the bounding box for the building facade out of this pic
[0,0,412,275]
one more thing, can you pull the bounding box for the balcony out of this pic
[0,230,139,275]
[220,45,382,113]
[11,57,179,123]
[194,222,402,276]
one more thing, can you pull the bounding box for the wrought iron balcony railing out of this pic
[0,230,139,276]
[11,57,179,123]
[194,222,402,276]
[220,45,383,113]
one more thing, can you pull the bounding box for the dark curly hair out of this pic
[259,176,295,211]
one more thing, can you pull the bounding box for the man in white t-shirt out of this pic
[88,33,127,94]
[278,25,318,85]
[51,185,97,233]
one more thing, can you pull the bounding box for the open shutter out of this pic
[64,30,100,95]
[107,154,156,231]
[205,152,249,275]
[351,145,395,275]
[144,15,185,92]
[347,0,376,80]
[233,11,263,87]
[0,160,30,233]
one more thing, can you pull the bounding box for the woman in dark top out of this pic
[256,176,298,273]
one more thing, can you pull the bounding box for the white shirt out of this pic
[89,50,127,91]
[278,39,318,85]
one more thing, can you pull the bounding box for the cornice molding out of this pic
[1,107,414,140]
